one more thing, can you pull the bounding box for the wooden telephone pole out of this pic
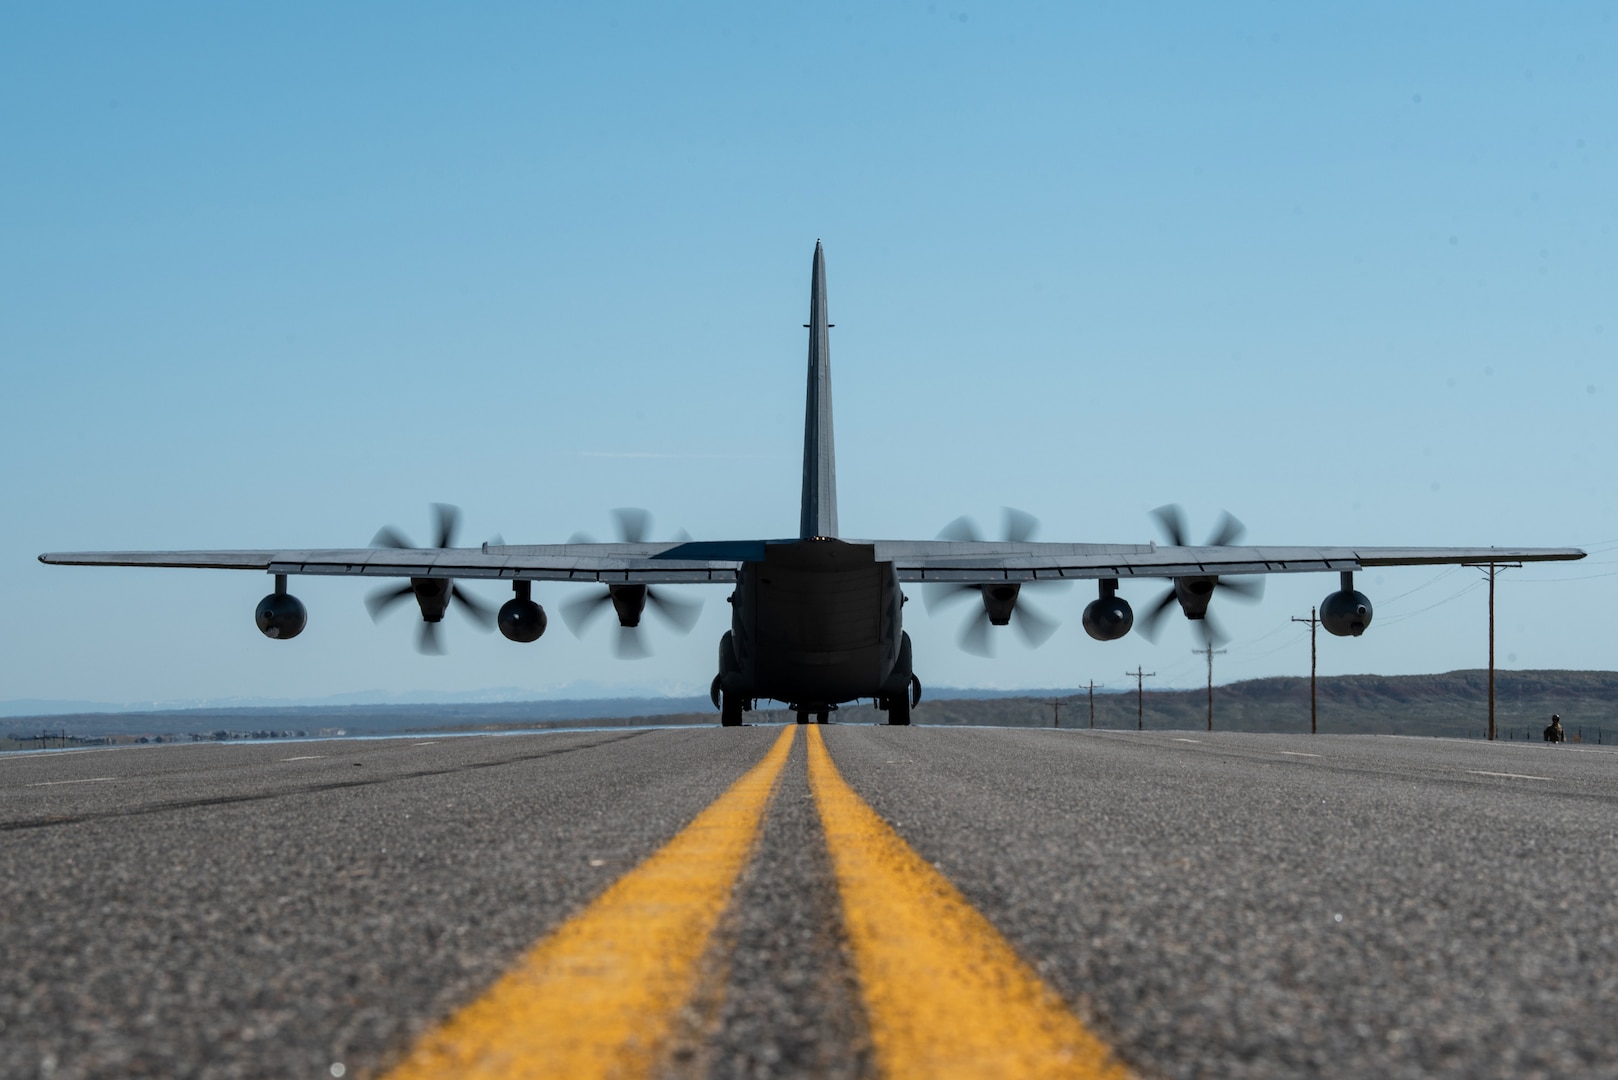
[1193,645,1226,731]
[1085,679,1104,728]
[1464,560,1520,741]
[1292,606,1320,734]
[1126,667,1156,730]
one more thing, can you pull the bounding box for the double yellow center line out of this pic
[385,726,1130,1079]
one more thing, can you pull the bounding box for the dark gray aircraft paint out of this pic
[40,244,1585,726]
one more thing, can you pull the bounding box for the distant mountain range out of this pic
[6,671,1616,744]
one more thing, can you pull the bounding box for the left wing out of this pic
[38,540,766,584]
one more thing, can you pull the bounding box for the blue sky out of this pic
[3,2,1614,709]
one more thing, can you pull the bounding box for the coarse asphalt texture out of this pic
[2,725,1615,1078]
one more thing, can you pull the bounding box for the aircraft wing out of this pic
[37,540,767,585]
[873,541,1586,583]
[42,539,1585,585]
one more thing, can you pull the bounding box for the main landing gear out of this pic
[794,708,830,725]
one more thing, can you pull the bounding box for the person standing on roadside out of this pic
[1544,713,1566,743]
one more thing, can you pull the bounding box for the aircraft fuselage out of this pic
[720,540,909,715]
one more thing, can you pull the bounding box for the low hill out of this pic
[900,669,1618,741]
[6,671,1615,748]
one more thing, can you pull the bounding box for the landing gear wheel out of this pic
[795,709,810,725]
[721,691,744,727]
[816,710,829,725]
[887,695,911,726]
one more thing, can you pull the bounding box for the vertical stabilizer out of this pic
[800,241,839,539]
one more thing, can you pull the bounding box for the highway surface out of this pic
[3,725,1615,1078]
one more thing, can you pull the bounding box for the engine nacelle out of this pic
[255,592,307,640]
[1321,574,1373,637]
[1083,596,1134,641]
[1173,575,1218,620]
[498,599,547,642]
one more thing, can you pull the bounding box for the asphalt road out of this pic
[2,725,1615,1078]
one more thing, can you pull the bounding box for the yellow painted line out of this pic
[383,725,797,1079]
[805,726,1132,1079]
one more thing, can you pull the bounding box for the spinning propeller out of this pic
[365,503,495,654]
[924,508,1069,657]
[1137,503,1265,645]
[559,508,703,659]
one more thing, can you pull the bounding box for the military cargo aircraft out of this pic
[40,243,1585,725]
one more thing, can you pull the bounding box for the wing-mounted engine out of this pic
[1138,505,1265,644]
[364,503,496,654]
[926,508,1069,656]
[1320,571,1373,636]
[1082,578,1134,641]
[560,509,704,659]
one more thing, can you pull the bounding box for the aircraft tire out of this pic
[721,692,744,727]
[887,696,911,726]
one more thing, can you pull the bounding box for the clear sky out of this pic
[3,2,1614,709]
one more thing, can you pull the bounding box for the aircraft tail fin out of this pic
[800,240,839,540]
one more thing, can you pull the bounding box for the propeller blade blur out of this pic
[560,591,615,636]
[1137,588,1179,642]
[1217,575,1266,601]
[923,582,980,614]
[646,588,702,634]
[1206,511,1246,547]
[958,610,993,657]
[1002,507,1039,544]
[1151,504,1189,547]
[937,515,983,543]
[371,526,413,550]
[1012,600,1059,649]
[451,585,496,628]
[612,507,652,545]
[431,503,460,549]
[365,583,415,621]
[612,625,652,660]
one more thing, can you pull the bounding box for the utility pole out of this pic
[1049,697,1062,728]
[1193,645,1227,731]
[1464,560,1520,741]
[1292,606,1320,734]
[1126,666,1156,730]
[1085,679,1104,728]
